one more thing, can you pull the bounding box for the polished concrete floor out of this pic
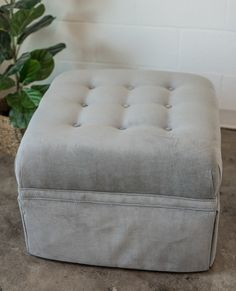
[0,129,235,291]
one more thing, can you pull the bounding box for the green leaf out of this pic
[29,49,54,81]
[6,90,36,110]
[21,90,36,109]
[0,10,10,31]
[0,4,13,12]
[0,54,4,64]
[9,108,35,128]
[0,31,11,51]
[6,88,42,128]
[5,52,31,76]
[6,92,22,111]
[7,90,36,128]
[0,75,15,90]
[11,4,45,36]
[31,84,50,95]
[15,0,41,9]
[24,87,43,106]
[17,15,55,44]
[20,59,41,84]
[0,30,12,63]
[45,43,66,56]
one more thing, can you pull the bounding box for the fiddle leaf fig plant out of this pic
[0,0,66,128]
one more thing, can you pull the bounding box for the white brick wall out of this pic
[2,0,236,126]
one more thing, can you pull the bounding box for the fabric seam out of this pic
[19,187,216,202]
[18,198,29,252]
[19,196,217,212]
[209,208,220,267]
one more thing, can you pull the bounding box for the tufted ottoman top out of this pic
[16,70,222,199]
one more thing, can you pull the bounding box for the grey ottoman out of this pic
[16,70,222,272]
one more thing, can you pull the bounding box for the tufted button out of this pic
[165,127,172,132]
[123,104,130,108]
[127,85,134,90]
[73,123,81,128]
[119,127,126,130]
[165,104,172,109]
[88,85,95,90]
[168,87,174,91]
[82,103,88,107]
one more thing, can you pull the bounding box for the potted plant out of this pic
[0,0,66,155]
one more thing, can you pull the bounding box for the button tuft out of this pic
[123,104,130,108]
[73,123,81,128]
[165,127,172,132]
[165,104,172,109]
[82,103,88,107]
[168,87,174,91]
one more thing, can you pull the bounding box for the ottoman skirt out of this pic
[18,188,220,272]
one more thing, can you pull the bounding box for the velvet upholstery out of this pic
[16,69,222,272]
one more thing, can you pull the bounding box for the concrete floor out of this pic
[0,129,235,291]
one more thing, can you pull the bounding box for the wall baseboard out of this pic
[220,110,236,129]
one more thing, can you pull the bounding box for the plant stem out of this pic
[16,44,21,58]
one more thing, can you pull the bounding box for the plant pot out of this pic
[0,114,23,156]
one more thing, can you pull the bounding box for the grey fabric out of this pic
[16,69,222,272]
[18,188,220,273]
[15,69,222,199]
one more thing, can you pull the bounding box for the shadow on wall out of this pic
[44,0,134,70]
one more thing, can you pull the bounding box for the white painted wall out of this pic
[2,0,236,126]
